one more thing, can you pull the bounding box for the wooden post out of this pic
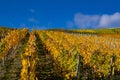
[109,55,115,80]
[76,54,83,80]
[76,54,80,79]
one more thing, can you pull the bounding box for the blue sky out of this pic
[0,0,120,29]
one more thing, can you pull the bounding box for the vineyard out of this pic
[0,27,120,80]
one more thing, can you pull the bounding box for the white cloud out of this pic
[74,13,100,28]
[99,12,120,28]
[72,12,120,29]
